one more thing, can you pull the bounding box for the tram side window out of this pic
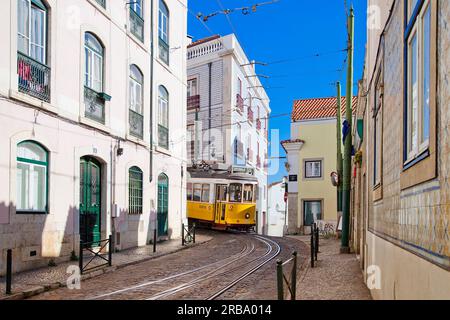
[229,183,242,203]
[243,184,254,202]
[202,184,210,202]
[187,183,193,201]
[193,184,202,202]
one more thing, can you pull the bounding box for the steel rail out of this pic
[206,236,281,300]
[90,238,253,300]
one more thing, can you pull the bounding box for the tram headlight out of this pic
[245,213,250,219]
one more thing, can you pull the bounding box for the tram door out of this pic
[214,185,228,225]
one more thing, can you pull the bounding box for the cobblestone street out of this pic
[25,231,308,300]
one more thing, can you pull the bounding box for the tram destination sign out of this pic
[231,166,255,176]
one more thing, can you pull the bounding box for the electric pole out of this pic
[336,82,343,215]
[341,6,354,254]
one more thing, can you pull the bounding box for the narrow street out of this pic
[28,231,309,300]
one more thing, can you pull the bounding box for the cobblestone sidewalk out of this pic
[0,234,212,300]
[290,235,372,300]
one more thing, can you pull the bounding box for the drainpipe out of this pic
[149,0,154,183]
[208,62,212,160]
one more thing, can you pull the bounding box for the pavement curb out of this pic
[0,237,212,301]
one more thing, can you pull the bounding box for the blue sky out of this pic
[187,0,367,183]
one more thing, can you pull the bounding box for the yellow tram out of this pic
[187,168,257,231]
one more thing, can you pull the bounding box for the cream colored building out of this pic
[351,0,450,299]
[0,0,187,275]
[283,97,356,234]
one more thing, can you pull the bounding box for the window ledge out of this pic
[126,30,148,52]
[154,145,172,156]
[86,0,111,19]
[79,116,111,134]
[9,90,57,114]
[403,149,430,171]
[126,134,149,148]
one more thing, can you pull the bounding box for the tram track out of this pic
[90,235,254,300]
[147,235,281,300]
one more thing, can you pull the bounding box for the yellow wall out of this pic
[294,119,338,226]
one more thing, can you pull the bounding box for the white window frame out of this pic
[187,78,198,97]
[18,0,47,65]
[158,0,169,44]
[305,160,322,179]
[129,65,143,115]
[84,34,104,93]
[406,0,431,163]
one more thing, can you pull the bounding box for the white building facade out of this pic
[0,0,187,275]
[267,180,287,237]
[186,34,270,234]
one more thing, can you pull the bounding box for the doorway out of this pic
[157,174,169,236]
[214,184,228,224]
[80,157,102,246]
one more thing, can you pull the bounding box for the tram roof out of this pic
[187,170,258,182]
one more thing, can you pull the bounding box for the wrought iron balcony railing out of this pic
[84,86,105,124]
[187,95,200,111]
[256,118,262,131]
[130,9,144,42]
[236,94,244,114]
[17,52,51,102]
[158,124,169,149]
[247,107,254,124]
[159,38,169,65]
[129,109,144,138]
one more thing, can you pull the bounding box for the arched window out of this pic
[158,85,169,149]
[17,0,48,64]
[129,166,143,215]
[158,0,169,64]
[84,32,104,92]
[129,65,144,138]
[16,141,48,213]
[84,32,107,123]
[157,173,169,235]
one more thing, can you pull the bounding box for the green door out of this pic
[80,157,101,246]
[157,174,169,236]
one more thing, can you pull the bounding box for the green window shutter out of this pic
[357,119,364,141]
[32,0,46,11]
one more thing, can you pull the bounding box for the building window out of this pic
[187,78,198,97]
[374,70,383,186]
[158,0,169,64]
[186,182,193,201]
[305,160,322,178]
[16,141,48,214]
[304,201,322,226]
[129,0,144,42]
[17,0,51,102]
[95,0,106,8]
[129,65,144,138]
[405,0,431,163]
[129,166,143,215]
[158,85,169,149]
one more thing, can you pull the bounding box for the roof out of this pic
[188,35,221,48]
[292,96,357,122]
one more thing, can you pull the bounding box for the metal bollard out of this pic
[315,225,319,261]
[153,229,157,253]
[6,249,12,295]
[276,260,284,300]
[310,230,315,268]
[182,223,185,246]
[291,251,297,300]
[79,241,84,275]
[108,235,112,267]
[193,223,196,244]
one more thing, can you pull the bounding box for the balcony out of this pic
[130,9,144,42]
[187,95,200,111]
[158,124,169,149]
[256,156,261,169]
[84,86,105,124]
[256,118,262,131]
[159,38,169,65]
[129,109,143,138]
[247,148,253,163]
[247,108,254,124]
[17,52,51,103]
[236,94,244,114]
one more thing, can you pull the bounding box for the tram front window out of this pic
[193,184,202,201]
[243,184,254,203]
[229,183,242,203]
[187,183,193,201]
